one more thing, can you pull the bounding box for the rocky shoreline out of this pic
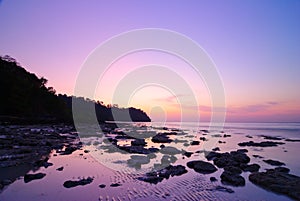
[0,123,300,200]
[0,124,80,190]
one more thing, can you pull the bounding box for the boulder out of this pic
[63,177,93,188]
[263,159,285,166]
[24,173,46,183]
[238,141,284,147]
[187,160,217,174]
[249,168,300,200]
[221,171,245,186]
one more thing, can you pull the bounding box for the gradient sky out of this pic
[0,0,299,122]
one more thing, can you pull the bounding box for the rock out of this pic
[221,171,245,186]
[160,146,181,155]
[205,151,222,161]
[56,166,64,171]
[274,167,290,173]
[210,177,217,182]
[24,173,46,183]
[152,133,172,143]
[238,141,285,147]
[200,129,209,133]
[237,149,248,153]
[138,165,187,184]
[84,150,90,153]
[99,184,106,188]
[159,165,187,178]
[63,177,93,188]
[213,151,250,168]
[218,141,226,144]
[191,141,200,145]
[1,179,12,185]
[131,139,147,146]
[183,151,193,158]
[61,145,78,155]
[285,138,300,142]
[261,135,283,140]
[246,135,253,138]
[223,134,231,138]
[263,159,285,166]
[212,147,220,151]
[110,183,121,187]
[224,166,242,175]
[240,163,260,172]
[199,137,207,141]
[253,154,263,158]
[249,168,300,200]
[187,160,217,174]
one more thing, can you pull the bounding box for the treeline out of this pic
[0,55,150,124]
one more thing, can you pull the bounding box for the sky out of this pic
[0,0,299,122]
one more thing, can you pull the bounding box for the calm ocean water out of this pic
[1,122,299,201]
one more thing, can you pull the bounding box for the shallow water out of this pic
[1,122,299,201]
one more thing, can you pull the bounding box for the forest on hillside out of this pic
[0,56,151,124]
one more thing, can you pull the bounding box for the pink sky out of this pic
[0,1,299,122]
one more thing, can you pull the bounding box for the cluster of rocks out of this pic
[138,165,187,184]
[63,177,93,188]
[0,124,78,190]
[238,141,285,147]
[249,167,300,200]
[205,149,260,186]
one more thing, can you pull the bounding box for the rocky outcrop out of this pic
[187,160,217,174]
[63,177,93,188]
[249,168,300,200]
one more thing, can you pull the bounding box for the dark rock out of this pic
[24,173,46,183]
[261,135,283,140]
[138,165,187,184]
[285,138,300,142]
[218,141,226,144]
[159,165,187,178]
[240,163,260,172]
[224,166,242,175]
[238,141,285,147]
[253,154,263,158]
[187,160,217,174]
[110,183,121,187]
[249,168,300,200]
[63,177,93,188]
[191,141,200,145]
[200,129,209,133]
[237,149,248,153]
[213,151,250,168]
[84,150,90,153]
[56,166,64,171]
[199,137,207,141]
[263,159,285,166]
[99,184,106,188]
[274,167,290,173]
[212,147,220,151]
[223,134,231,138]
[246,135,253,138]
[61,145,78,155]
[131,139,147,146]
[210,177,217,182]
[151,133,172,143]
[205,151,222,161]
[183,151,193,158]
[221,171,245,186]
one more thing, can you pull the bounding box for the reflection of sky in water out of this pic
[1,123,299,201]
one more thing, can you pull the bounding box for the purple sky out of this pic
[0,0,299,122]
